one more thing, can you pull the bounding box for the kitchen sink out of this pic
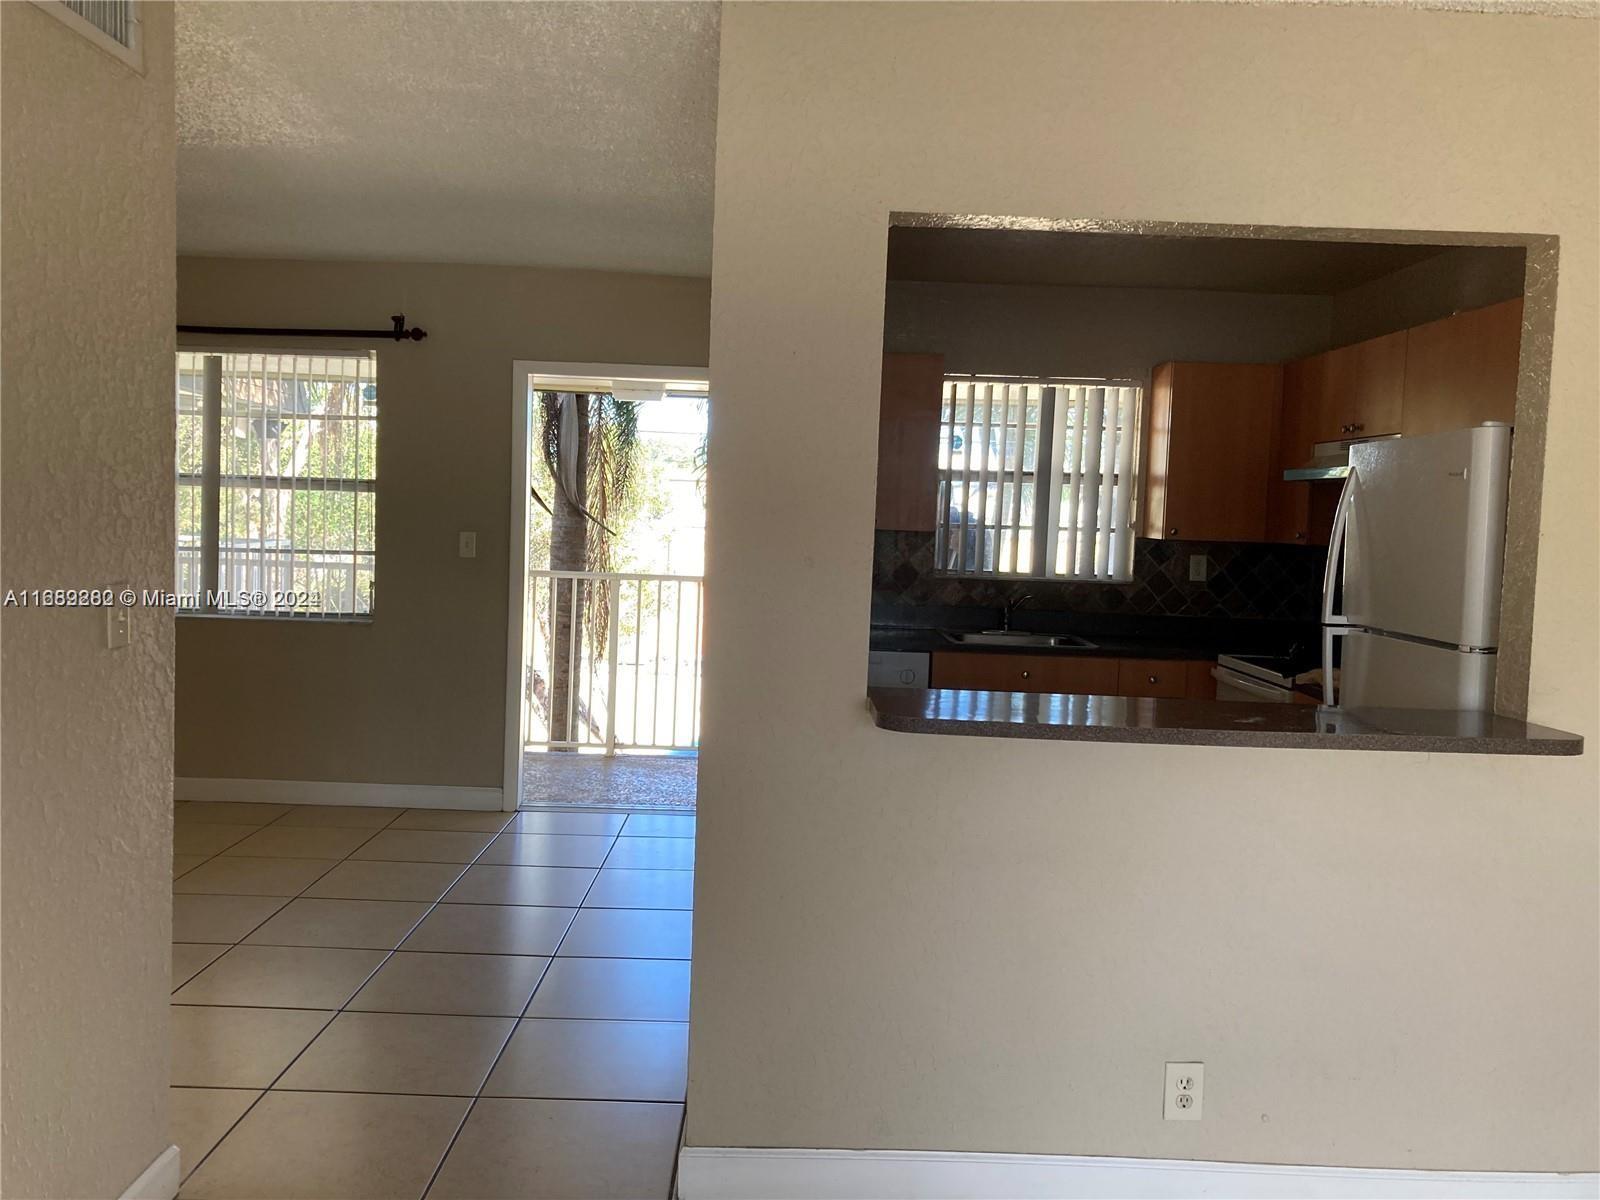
[942,630,1098,650]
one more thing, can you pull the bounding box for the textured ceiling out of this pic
[177,1,719,276]
[887,227,1454,295]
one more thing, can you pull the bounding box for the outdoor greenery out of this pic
[176,353,378,611]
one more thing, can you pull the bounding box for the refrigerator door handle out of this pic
[1322,625,1343,706]
[1321,470,1358,627]
[1321,471,1360,707]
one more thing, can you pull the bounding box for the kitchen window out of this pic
[936,376,1141,582]
[176,350,377,618]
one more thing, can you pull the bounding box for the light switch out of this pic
[458,531,477,559]
[106,604,132,649]
[1188,554,1208,582]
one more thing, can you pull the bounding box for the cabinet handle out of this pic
[1020,670,1031,679]
[1294,531,1306,540]
[1147,674,1158,684]
[1350,422,1364,433]
[1168,526,1178,536]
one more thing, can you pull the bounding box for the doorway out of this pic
[505,362,709,812]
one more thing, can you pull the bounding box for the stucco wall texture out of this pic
[1,4,178,1197]
[691,0,1599,1172]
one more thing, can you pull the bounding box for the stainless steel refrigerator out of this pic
[1322,424,1511,711]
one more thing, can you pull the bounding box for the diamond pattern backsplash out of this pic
[872,530,1325,622]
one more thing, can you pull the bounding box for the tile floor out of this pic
[170,801,695,1200]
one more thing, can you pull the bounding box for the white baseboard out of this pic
[120,1144,180,1200]
[676,1147,1599,1200]
[175,777,503,811]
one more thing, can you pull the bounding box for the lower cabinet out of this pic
[930,651,1118,695]
[1116,659,1188,699]
[931,652,1219,699]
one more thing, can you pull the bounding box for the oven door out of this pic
[1211,666,1293,703]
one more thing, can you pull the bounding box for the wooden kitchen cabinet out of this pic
[1142,362,1282,542]
[1185,659,1218,700]
[1267,355,1341,546]
[1266,355,1324,545]
[1315,329,1406,441]
[875,352,945,531]
[931,651,1118,695]
[930,651,1220,700]
[1401,298,1522,437]
[1116,658,1189,699]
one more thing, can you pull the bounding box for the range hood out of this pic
[1283,434,1400,481]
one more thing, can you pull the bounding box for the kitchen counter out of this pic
[867,687,1584,756]
[870,627,1226,661]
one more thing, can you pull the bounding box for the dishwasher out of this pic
[1211,654,1297,703]
[867,650,930,688]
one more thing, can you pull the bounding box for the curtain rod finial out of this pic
[391,314,427,341]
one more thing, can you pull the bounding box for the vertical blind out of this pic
[936,377,1140,582]
[176,351,377,617]
[59,0,135,46]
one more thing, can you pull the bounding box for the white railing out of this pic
[525,569,704,753]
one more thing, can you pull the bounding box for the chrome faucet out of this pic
[1000,593,1035,632]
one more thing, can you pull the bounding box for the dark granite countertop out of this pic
[867,687,1584,756]
[871,628,1223,660]
[869,606,1319,663]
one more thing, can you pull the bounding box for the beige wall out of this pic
[1,4,177,1196]
[692,1,1597,1173]
[885,279,1332,384]
[175,258,709,789]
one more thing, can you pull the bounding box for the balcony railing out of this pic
[525,569,704,753]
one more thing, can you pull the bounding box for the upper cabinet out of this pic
[1401,297,1522,437]
[875,352,945,531]
[1267,356,1330,544]
[1315,329,1407,441]
[1142,362,1281,542]
[1154,301,1522,547]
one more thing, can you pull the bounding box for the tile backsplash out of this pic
[872,530,1325,622]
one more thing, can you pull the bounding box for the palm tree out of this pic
[533,391,640,746]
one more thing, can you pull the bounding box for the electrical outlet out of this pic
[458,531,477,559]
[1188,554,1208,582]
[1164,1062,1203,1121]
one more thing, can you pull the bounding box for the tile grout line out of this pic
[172,808,410,980]
[170,804,285,880]
[417,818,632,1199]
[175,807,515,1188]
[172,809,418,1184]
[171,1003,686,1023]
[176,807,693,1194]
[177,1084,685,1104]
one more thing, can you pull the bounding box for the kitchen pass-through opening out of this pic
[868,215,1558,722]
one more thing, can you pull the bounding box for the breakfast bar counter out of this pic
[867,687,1584,756]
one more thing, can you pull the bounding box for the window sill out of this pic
[929,572,1136,585]
[177,611,373,625]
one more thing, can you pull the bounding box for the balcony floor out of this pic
[520,750,697,811]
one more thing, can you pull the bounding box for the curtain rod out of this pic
[176,314,427,342]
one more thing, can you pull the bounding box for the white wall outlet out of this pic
[106,603,132,650]
[458,531,477,559]
[1188,554,1208,582]
[1164,1062,1203,1121]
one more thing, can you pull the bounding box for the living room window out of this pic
[176,350,377,617]
[936,375,1141,582]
